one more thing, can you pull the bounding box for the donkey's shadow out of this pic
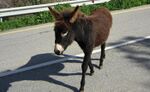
[0,53,85,92]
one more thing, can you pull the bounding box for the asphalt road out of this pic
[0,39,150,92]
[0,5,150,92]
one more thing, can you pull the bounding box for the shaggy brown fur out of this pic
[48,6,112,92]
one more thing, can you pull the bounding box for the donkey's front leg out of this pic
[80,52,92,92]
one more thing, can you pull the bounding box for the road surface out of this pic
[0,39,150,92]
[0,5,150,92]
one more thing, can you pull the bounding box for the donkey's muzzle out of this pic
[54,49,62,55]
[54,44,64,55]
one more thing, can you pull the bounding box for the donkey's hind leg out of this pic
[88,61,94,76]
[99,43,106,69]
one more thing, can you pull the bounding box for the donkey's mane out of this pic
[59,9,85,21]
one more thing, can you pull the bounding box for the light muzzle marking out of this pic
[55,44,64,52]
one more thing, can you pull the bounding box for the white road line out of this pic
[0,35,150,77]
[76,36,150,57]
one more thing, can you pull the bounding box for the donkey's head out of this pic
[49,6,81,55]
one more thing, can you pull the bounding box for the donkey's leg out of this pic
[88,60,94,76]
[99,43,106,69]
[80,52,92,92]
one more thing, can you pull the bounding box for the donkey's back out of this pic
[89,8,112,47]
[91,7,112,28]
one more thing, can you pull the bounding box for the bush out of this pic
[0,0,150,31]
[0,4,70,31]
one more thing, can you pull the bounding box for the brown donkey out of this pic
[48,6,112,92]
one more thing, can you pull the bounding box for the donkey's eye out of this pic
[61,31,68,37]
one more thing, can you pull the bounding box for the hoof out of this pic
[90,72,94,76]
[90,71,94,76]
[98,66,103,70]
[80,90,84,92]
[79,88,84,92]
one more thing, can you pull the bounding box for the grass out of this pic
[0,0,150,31]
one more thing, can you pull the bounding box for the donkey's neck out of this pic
[73,18,93,50]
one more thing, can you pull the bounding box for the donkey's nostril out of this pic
[54,44,64,55]
[54,49,62,55]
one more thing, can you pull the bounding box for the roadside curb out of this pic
[0,23,54,36]
[111,4,150,15]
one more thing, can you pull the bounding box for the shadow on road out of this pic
[0,53,83,92]
[0,53,101,92]
[111,37,150,89]
[108,37,150,70]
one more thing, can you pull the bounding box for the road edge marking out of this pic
[0,35,150,77]
[0,23,54,36]
[112,4,150,15]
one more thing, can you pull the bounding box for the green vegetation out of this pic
[0,0,150,31]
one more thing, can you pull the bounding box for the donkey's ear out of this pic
[48,7,61,20]
[70,6,80,23]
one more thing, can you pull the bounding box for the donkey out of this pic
[48,6,112,92]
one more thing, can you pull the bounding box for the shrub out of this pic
[0,0,150,31]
